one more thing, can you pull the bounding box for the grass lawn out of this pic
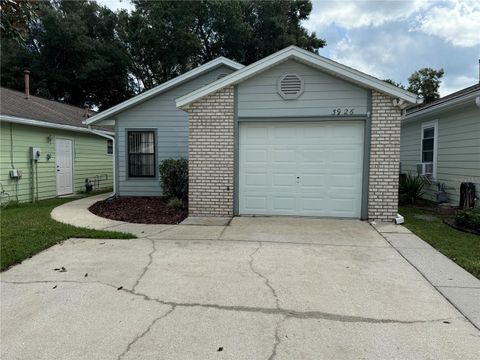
[1,198,135,271]
[400,205,480,279]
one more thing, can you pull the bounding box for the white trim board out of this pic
[86,57,244,125]
[420,120,438,180]
[177,45,422,108]
[0,115,113,136]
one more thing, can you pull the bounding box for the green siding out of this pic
[0,122,113,203]
[400,104,480,206]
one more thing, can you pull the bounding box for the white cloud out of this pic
[416,0,480,47]
[440,75,479,96]
[329,30,416,80]
[305,0,428,31]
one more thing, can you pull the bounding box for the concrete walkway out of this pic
[0,196,479,359]
[374,222,480,330]
[51,193,176,237]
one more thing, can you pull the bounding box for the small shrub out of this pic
[159,158,188,200]
[167,197,184,210]
[455,209,480,232]
[399,173,426,204]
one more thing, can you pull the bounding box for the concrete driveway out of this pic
[2,217,479,359]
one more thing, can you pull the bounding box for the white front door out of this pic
[56,138,73,195]
[239,121,364,218]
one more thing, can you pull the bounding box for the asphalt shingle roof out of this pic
[407,83,480,115]
[0,87,93,128]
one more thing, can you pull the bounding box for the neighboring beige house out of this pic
[88,46,421,222]
[401,83,480,207]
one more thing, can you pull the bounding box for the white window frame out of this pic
[420,120,438,180]
[106,139,113,155]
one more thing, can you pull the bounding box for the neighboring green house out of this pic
[401,83,480,206]
[0,85,114,203]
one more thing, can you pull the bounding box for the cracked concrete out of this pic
[249,243,281,309]
[374,222,480,330]
[2,215,480,359]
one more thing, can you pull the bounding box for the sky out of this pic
[98,0,480,96]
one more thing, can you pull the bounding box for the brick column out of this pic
[186,86,234,217]
[368,91,402,222]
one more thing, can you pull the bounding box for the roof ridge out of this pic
[0,86,87,112]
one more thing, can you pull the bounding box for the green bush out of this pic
[167,197,185,210]
[455,209,480,232]
[159,158,188,200]
[399,173,426,204]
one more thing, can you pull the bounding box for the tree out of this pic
[1,0,325,109]
[383,79,405,89]
[1,0,135,109]
[119,0,325,89]
[407,67,444,103]
[0,0,40,42]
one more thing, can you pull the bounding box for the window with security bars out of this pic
[128,131,156,177]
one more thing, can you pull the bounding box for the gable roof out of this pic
[0,87,93,129]
[86,57,244,125]
[177,45,422,108]
[405,83,480,120]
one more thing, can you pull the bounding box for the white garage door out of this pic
[239,121,364,218]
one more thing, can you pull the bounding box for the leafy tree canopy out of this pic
[383,79,405,89]
[407,67,444,103]
[0,0,40,42]
[1,0,324,109]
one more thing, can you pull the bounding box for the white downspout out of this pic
[87,126,116,198]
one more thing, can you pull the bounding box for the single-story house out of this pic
[401,83,480,206]
[0,77,114,203]
[87,46,422,222]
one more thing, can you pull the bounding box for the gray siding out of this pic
[400,104,480,206]
[116,65,235,196]
[237,59,368,118]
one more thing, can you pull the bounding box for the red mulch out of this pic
[89,197,188,224]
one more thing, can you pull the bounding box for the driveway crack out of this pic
[249,243,280,309]
[131,238,157,292]
[268,316,287,360]
[117,306,176,360]
[2,281,458,325]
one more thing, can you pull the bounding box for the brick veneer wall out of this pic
[368,91,402,222]
[186,86,234,217]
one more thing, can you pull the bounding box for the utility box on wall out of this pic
[30,147,41,161]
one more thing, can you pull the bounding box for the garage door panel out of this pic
[245,172,267,186]
[245,149,267,163]
[272,173,297,187]
[272,149,296,163]
[272,197,296,211]
[300,174,326,188]
[301,150,326,164]
[239,121,364,218]
[243,196,267,211]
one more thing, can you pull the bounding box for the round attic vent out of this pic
[217,73,228,80]
[277,74,304,100]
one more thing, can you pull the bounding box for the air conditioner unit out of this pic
[417,162,433,176]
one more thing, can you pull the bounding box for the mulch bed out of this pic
[89,197,188,224]
[443,218,480,236]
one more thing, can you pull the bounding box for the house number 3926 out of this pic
[332,108,354,116]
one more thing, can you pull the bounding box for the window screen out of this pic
[107,139,113,155]
[422,127,435,162]
[128,131,155,177]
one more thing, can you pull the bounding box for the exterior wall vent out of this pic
[217,73,228,80]
[277,74,304,100]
